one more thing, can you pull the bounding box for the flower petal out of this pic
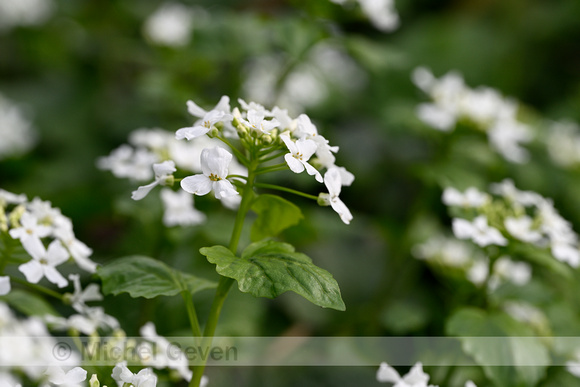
[284,153,305,173]
[44,265,68,288]
[200,147,232,178]
[175,125,210,140]
[212,180,239,199]
[181,175,212,196]
[131,181,159,201]
[19,260,44,284]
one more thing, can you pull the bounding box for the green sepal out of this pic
[200,241,345,311]
[97,256,217,299]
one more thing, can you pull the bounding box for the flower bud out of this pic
[318,193,331,207]
[89,374,100,387]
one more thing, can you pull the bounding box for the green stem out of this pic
[189,161,258,387]
[181,291,202,338]
[10,276,64,301]
[217,135,250,167]
[255,183,319,201]
[259,151,286,163]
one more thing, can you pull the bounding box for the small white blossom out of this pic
[112,362,157,387]
[504,216,543,244]
[357,0,400,32]
[377,361,437,386]
[488,256,531,290]
[97,145,158,182]
[67,274,103,313]
[9,211,51,248]
[45,366,87,387]
[240,109,280,133]
[140,322,192,381]
[319,168,352,224]
[181,147,238,199]
[467,258,489,286]
[160,188,206,227]
[18,239,69,288]
[442,187,488,208]
[53,227,97,273]
[132,160,176,200]
[143,2,194,47]
[0,0,53,31]
[176,110,233,140]
[280,135,323,183]
[452,216,507,247]
[0,189,27,205]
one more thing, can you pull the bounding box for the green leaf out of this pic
[97,256,217,299]
[446,307,550,387]
[0,231,30,265]
[250,194,303,241]
[1,289,59,317]
[201,241,345,311]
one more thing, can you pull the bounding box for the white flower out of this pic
[412,236,473,267]
[487,119,532,164]
[280,134,323,183]
[294,114,338,168]
[45,366,87,387]
[0,0,53,31]
[452,216,507,247]
[442,187,488,208]
[132,160,176,200]
[53,226,97,273]
[176,110,233,140]
[465,382,478,387]
[97,145,158,181]
[551,241,580,267]
[489,179,542,207]
[143,2,194,47]
[181,147,239,199]
[489,256,531,290]
[376,361,436,386]
[140,322,192,381]
[416,103,457,131]
[240,109,280,133]
[467,258,489,286]
[0,189,27,205]
[319,168,352,224]
[357,0,400,32]
[112,362,157,387]
[160,188,206,227]
[504,216,543,244]
[9,211,51,248]
[0,91,38,160]
[0,276,10,296]
[67,274,103,313]
[18,239,69,288]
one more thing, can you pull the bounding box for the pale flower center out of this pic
[293,152,303,161]
[209,173,221,182]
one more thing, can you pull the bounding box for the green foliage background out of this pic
[2,0,580,385]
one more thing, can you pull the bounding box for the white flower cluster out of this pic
[412,67,533,163]
[97,127,235,226]
[243,42,366,115]
[0,0,54,31]
[143,1,194,47]
[546,120,580,168]
[412,235,531,289]
[376,361,477,387]
[0,302,83,386]
[99,96,354,225]
[331,0,400,32]
[444,180,580,268]
[0,189,98,295]
[0,93,38,160]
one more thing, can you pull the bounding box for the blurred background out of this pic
[2,0,580,385]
